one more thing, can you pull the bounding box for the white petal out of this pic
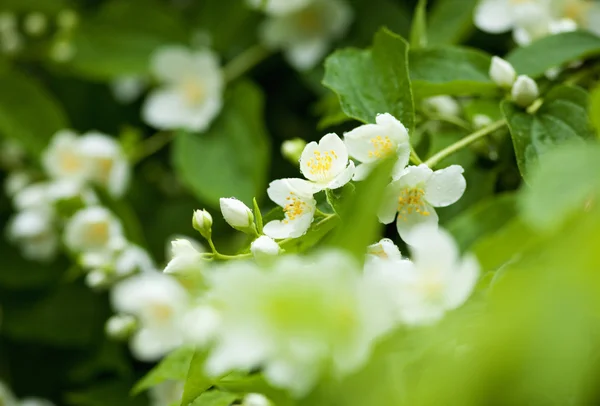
[424,165,466,207]
[407,225,459,274]
[375,113,409,144]
[327,161,354,189]
[344,123,382,163]
[352,162,375,181]
[319,133,349,174]
[150,46,194,83]
[130,328,180,361]
[391,144,411,180]
[263,212,313,239]
[299,141,320,182]
[267,178,319,207]
[285,39,328,71]
[142,89,188,130]
[444,254,479,310]
[474,0,514,33]
[393,164,433,185]
[396,205,439,244]
[377,181,403,225]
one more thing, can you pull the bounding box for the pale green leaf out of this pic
[133,347,195,395]
[181,351,213,406]
[410,0,428,49]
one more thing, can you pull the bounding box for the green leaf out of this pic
[409,46,497,99]
[172,80,271,208]
[427,0,479,46]
[446,193,518,252]
[323,27,415,130]
[519,143,600,233]
[190,390,239,406]
[133,347,195,395]
[506,31,600,78]
[217,373,294,406]
[410,0,428,49]
[279,213,341,253]
[347,0,411,47]
[328,158,395,262]
[589,84,600,134]
[181,350,213,406]
[501,85,595,178]
[0,70,68,156]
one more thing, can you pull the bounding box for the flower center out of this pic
[181,78,206,105]
[148,302,174,322]
[397,187,430,220]
[283,192,306,223]
[564,0,589,21]
[368,135,394,159]
[60,151,83,174]
[305,150,337,177]
[85,221,110,246]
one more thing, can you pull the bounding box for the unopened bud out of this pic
[422,96,461,118]
[251,235,280,264]
[489,56,516,88]
[281,138,306,164]
[220,198,255,233]
[511,75,539,107]
[193,209,212,239]
[23,12,48,37]
[105,314,137,340]
[85,269,110,289]
[472,114,492,129]
[243,394,271,406]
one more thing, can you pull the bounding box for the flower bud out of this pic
[511,75,539,107]
[472,114,492,129]
[23,12,48,37]
[422,96,461,118]
[85,269,110,289]
[243,393,271,406]
[105,314,137,340]
[220,198,255,233]
[193,209,213,239]
[489,56,516,88]
[251,235,280,264]
[281,138,306,164]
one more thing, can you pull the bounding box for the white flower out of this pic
[78,132,131,197]
[115,244,156,276]
[243,393,271,406]
[343,113,410,181]
[263,178,318,239]
[220,198,255,231]
[247,0,312,15]
[299,133,354,189]
[378,164,466,243]
[4,172,32,197]
[511,75,539,107]
[260,0,353,70]
[422,96,461,118]
[366,238,402,264]
[13,183,53,211]
[148,381,184,406]
[110,75,146,104]
[111,272,189,361]
[181,305,221,346]
[377,226,479,326]
[7,209,58,262]
[142,46,224,132]
[42,130,89,181]
[251,235,281,262]
[200,251,393,396]
[164,239,203,275]
[105,314,137,340]
[85,269,110,289]
[281,138,306,163]
[64,206,126,254]
[489,56,516,88]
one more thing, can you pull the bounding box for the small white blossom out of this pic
[13,183,53,211]
[85,269,110,289]
[344,113,410,181]
[366,238,402,264]
[78,132,131,197]
[378,164,466,243]
[199,251,393,396]
[148,381,184,406]
[115,244,156,275]
[5,172,32,198]
[105,314,137,340]
[110,75,147,104]
[511,75,539,107]
[281,138,306,163]
[42,130,89,181]
[7,209,58,262]
[489,56,516,88]
[422,96,461,118]
[64,206,126,254]
[220,198,255,231]
[143,46,224,132]
[260,0,353,70]
[111,272,189,361]
[164,239,204,275]
[247,0,312,15]
[243,393,271,406]
[263,178,319,239]
[299,133,354,190]
[251,235,281,262]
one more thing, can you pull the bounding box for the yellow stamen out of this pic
[306,150,336,176]
[368,135,394,159]
[397,187,430,220]
[283,192,306,223]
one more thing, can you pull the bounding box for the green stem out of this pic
[132,132,175,164]
[428,114,472,131]
[223,45,271,83]
[424,119,506,168]
[410,146,423,165]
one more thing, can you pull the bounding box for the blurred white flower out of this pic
[344,113,411,181]
[472,114,493,129]
[0,29,23,55]
[0,12,16,32]
[247,0,312,15]
[23,12,48,37]
[511,75,539,107]
[422,96,461,118]
[263,178,318,239]
[281,138,306,164]
[110,75,147,104]
[378,164,466,243]
[143,46,224,132]
[260,0,353,70]
[370,226,479,326]
[49,39,76,62]
[79,132,131,197]
[13,183,53,211]
[114,244,156,276]
[299,133,354,190]
[112,272,189,361]
[148,380,184,406]
[4,172,33,198]
[43,130,89,182]
[164,238,203,275]
[199,251,393,396]
[220,197,255,232]
[489,56,516,88]
[7,209,58,262]
[64,206,126,254]
[105,314,137,340]
[366,238,402,266]
[243,393,271,406]
[85,269,111,289]
[251,235,281,263]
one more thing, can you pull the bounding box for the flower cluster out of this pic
[249,0,353,70]
[4,130,155,287]
[475,0,600,45]
[489,56,540,108]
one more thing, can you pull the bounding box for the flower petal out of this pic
[150,46,194,83]
[377,181,403,225]
[391,144,411,180]
[142,89,187,130]
[407,225,459,274]
[395,205,438,244]
[424,165,466,207]
[327,161,355,190]
[394,164,433,186]
[299,141,319,182]
[444,254,479,310]
[319,132,349,176]
[285,39,328,71]
[263,212,313,239]
[375,113,409,145]
[352,161,375,181]
[344,123,383,163]
[474,0,514,33]
[267,178,319,207]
